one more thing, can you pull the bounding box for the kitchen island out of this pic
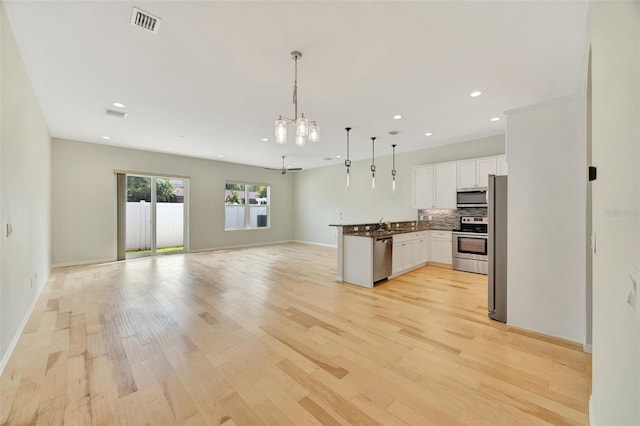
[330,221,454,288]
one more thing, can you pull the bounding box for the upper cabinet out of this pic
[413,163,456,209]
[414,155,507,210]
[435,163,457,208]
[457,157,497,189]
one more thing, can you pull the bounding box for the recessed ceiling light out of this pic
[218,154,224,158]
[393,115,402,120]
[470,91,482,97]
[178,135,184,139]
[491,117,501,122]
[261,138,269,142]
[102,135,110,140]
[425,132,433,136]
[336,155,341,158]
[112,102,126,108]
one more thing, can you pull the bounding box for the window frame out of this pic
[224,180,271,231]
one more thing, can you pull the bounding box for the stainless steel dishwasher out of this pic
[373,236,393,283]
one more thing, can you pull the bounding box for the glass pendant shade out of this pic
[371,176,376,190]
[392,177,396,193]
[295,134,306,147]
[309,123,319,142]
[296,116,309,137]
[275,119,287,144]
[346,170,350,190]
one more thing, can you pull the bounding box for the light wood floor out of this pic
[1,243,591,425]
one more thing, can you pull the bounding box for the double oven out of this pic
[452,216,488,275]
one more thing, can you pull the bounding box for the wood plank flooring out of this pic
[0,242,591,425]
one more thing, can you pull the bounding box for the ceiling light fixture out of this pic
[425,132,433,136]
[370,136,377,191]
[102,135,110,140]
[275,51,319,147]
[218,154,224,158]
[491,116,501,122]
[470,91,482,97]
[261,138,269,142]
[112,102,126,108]
[393,115,402,120]
[391,144,397,194]
[344,127,352,190]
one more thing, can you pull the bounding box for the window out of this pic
[225,182,270,230]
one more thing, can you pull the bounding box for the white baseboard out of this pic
[0,271,49,376]
[589,394,595,426]
[189,240,294,254]
[292,240,337,248]
[52,257,115,268]
[583,343,592,354]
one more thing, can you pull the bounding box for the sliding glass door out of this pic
[123,174,187,259]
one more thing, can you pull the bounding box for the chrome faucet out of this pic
[379,218,384,230]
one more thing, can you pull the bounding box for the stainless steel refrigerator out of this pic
[488,174,508,322]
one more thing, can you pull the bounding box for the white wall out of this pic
[51,139,293,265]
[293,134,505,245]
[0,2,52,367]
[589,1,640,424]
[506,95,586,343]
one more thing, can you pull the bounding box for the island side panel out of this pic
[335,226,344,281]
[343,235,373,288]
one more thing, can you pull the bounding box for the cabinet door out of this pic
[476,158,497,187]
[431,238,452,264]
[413,236,429,265]
[457,160,476,189]
[435,164,457,208]
[497,156,508,175]
[392,243,403,275]
[413,166,435,209]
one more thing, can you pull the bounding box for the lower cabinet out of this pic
[392,231,429,276]
[429,230,453,264]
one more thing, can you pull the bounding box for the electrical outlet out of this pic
[428,215,433,221]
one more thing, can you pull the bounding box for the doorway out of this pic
[117,173,188,259]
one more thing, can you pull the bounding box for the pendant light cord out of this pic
[293,55,298,120]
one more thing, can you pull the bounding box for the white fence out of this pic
[126,201,184,250]
[225,205,268,229]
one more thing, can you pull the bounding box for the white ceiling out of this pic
[4,1,588,170]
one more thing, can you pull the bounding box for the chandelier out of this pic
[275,51,319,146]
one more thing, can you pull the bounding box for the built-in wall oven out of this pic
[452,217,488,274]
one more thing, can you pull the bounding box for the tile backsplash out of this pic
[418,207,487,230]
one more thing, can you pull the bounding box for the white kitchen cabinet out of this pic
[392,231,429,276]
[457,157,497,188]
[413,234,429,264]
[497,155,508,175]
[434,164,457,209]
[413,166,435,209]
[456,160,477,189]
[429,230,452,265]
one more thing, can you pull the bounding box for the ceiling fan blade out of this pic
[263,167,281,170]
[287,168,303,171]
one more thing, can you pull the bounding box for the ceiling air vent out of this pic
[388,130,400,136]
[130,7,161,34]
[105,109,128,119]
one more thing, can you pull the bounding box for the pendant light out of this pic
[391,144,397,193]
[370,137,377,191]
[274,51,319,146]
[344,127,352,190]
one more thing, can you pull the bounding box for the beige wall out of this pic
[51,139,294,266]
[292,134,505,245]
[506,95,586,343]
[0,3,52,367]
[589,1,640,424]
